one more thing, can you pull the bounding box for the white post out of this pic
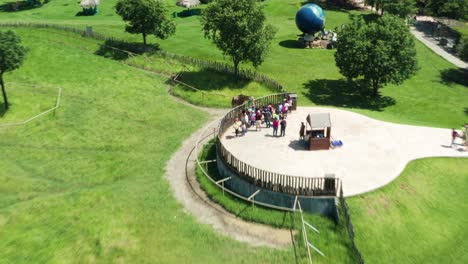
[298,201,313,264]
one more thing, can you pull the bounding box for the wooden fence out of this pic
[216,93,340,197]
[2,22,339,197]
[0,22,284,92]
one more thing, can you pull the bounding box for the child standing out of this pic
[273,118,279,137]
[280,118,287,137]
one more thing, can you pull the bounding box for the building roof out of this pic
[306,113,331,128]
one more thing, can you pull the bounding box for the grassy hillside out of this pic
[0,28,297,263]
[1,0,465,127]
[348,158,468,263]
[0,0,466,263]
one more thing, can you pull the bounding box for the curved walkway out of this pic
[351,1,467,68]
[164,94,293,248]
[410,27,468,69]
[220,107,468,197]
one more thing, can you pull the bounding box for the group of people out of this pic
[451,124,468,151]
[232,99,292,137]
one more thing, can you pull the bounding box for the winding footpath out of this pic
[164,93,293,248]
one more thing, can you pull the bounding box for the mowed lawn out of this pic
[347,158,468,263]
[0,28,296,263]
[0,0,467,263]
[0,0,465,127]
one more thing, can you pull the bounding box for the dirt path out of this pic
[164,91,294,248]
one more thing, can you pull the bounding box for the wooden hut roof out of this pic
[306,113,331,129]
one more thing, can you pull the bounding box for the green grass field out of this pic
[0,0,467,263]
[347,158,468,263]
[0,0,466,127]
[0,28,299,263]
[0,83,59,123]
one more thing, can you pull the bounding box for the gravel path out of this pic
[164,93,294,248]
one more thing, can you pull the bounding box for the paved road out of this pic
[352,0,467,68]
[410,27,468,69]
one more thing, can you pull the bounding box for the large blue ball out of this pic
[295,4,325,34]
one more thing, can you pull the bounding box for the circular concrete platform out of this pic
[220,107,468,196]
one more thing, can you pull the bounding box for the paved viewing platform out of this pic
[220,107,468,196]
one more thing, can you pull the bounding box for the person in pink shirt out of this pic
[272,118,279,137]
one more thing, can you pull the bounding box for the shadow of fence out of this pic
[339,187,365,264]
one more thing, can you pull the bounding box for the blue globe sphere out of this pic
[295,4,325,35]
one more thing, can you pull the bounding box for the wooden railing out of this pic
[216,93,340,197]
[1,22,340,197]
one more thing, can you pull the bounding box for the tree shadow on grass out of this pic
[0,1,43,12]
[0,103,6,118]
[177,8,202,18]
[175,68,253,92]
[94,39,159,61]
[75,10,97,17]
[303,79,396,111]
[279,40,302,49]
[440,68,468,87]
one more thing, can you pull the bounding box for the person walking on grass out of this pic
[280,117,287,137]
[272,118,279,137]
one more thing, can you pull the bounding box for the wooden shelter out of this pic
[305,113,331,150]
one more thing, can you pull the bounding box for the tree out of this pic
[427,0,468,20]
[0,30,27,110]
[115,0,175,47]
[385,0,417,18]
[335,15,418,97]
[365,0,386,15]
[201,0,276,77]
[365,0,416,17]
